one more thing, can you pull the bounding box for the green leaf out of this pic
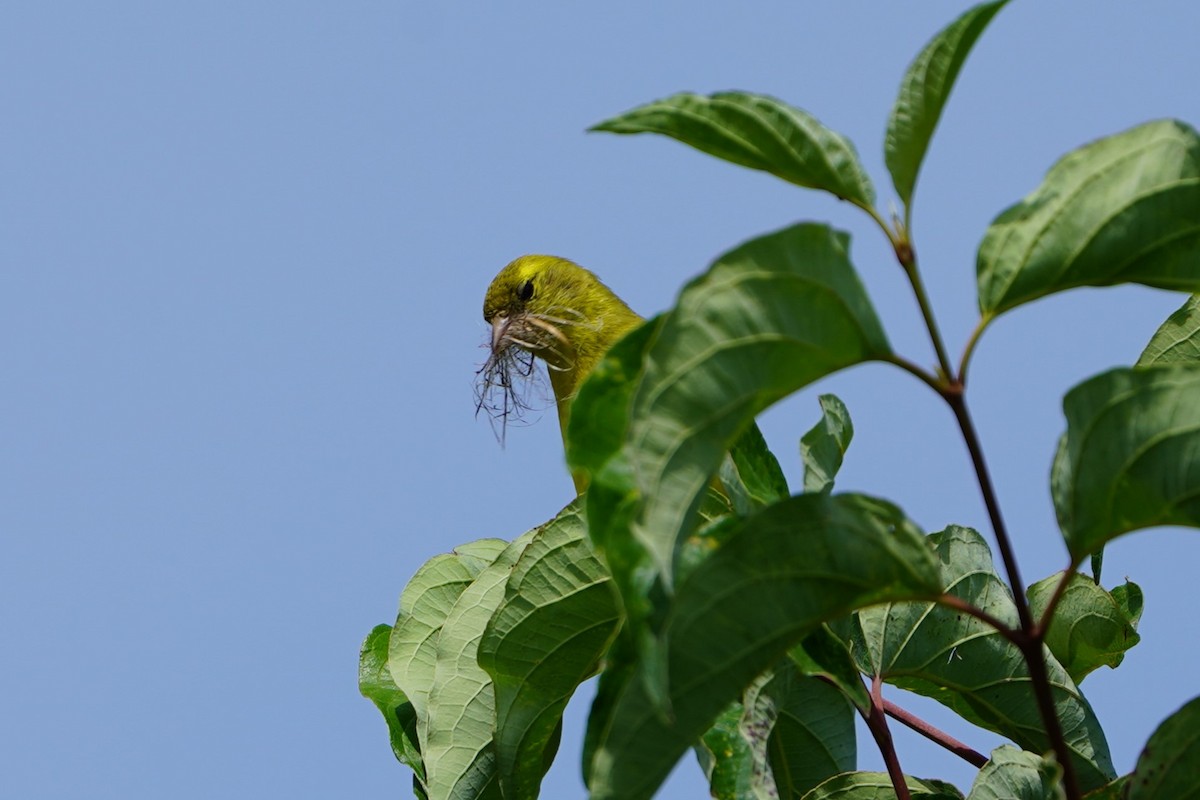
[626,223,891,588]
[748,662,856,799]
[1052,364,1200,562]
[388,539,509,726]
[885,0,1008,208]
[801,394,855,494]
[592,91,876,207]
[695,701,757,800]
[359,625,426,790]
[698,659,857,800]
[840,526,1115,792]
[1138,294,1200,366]
[585,492,942,800]
[724,421,790,514]
[422,532,536,800]
[1126,695,1200,798]
[477,500,622,800]
[800,772,964,800]
[789,625,872,714]
[1027,573,1142,683]
[977,119,1200,317]
[965,746,1062,800]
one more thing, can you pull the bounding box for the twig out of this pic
[883,700,988,768]
[864,675,912,800]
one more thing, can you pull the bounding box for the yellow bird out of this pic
[479,255,642,490]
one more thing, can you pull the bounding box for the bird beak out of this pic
[490,316,510,352]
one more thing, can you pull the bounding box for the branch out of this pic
[883,700,988,768]
[863,675,912,800]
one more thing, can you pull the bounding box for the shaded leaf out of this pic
[1126,695,1200,798]
[977,119,1200,317]
[359,625,426,791]
[1027,573,1142,683]
[800,772,963,799]
[1052,365,1200,562]
[422,532,536,800]
[788,625,872,714]
[965,745,1062,800]
[801,394,855,494]
[1138,294,1200,366]
[724,421,790,514]
[695,701,757,800]
[749,662,856,799]
[885,0,1008,207]
[840,526,1115,791]
[593,91,875,207]
[585,492,942,800]
[477,500,622,800]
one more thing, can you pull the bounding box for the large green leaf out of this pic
[388,539,509,726]
[592,91,876,207]
[626,223,890,589]
[359,625,427,796]
[748,662,856,799]
[1052,364,1200,562]
[801,394,854,494]
[696,659,857,800]
[965,746,1061,800]
[840,526,1115,792]
[422,532,536,800]
[1138,294,1200,366]
[1126,695,1200,798]
[1027,572,1142,683]
[885,0,1008,208]
[585,492,942,800]
[800,772,963,800]
[977,119,1200,317]
[476,500,622,800]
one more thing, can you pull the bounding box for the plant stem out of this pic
[883,700,987,768]
[943,389,1082,799]
[957,316,991,387]
[901,254,957,384]
[865,675,912,800]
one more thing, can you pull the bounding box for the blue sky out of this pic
[3,3,1198,798]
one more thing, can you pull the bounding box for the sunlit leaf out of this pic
[585,492,941,800]
[593,91,875,207]
[840,526,1115,791]
[977,119,1200,317]
[389,539,508,726]
[801,394,854,494]
[965,746,1061,800]
[1027,573,1142,683]
[422,532,536,800]
[477,500,621,800]
[885,0,1008,207]
[1052,365,1200,562]
[1126,695,1200,798]
[1138,294,1200,366]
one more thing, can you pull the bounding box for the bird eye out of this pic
[518,280,535,301]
